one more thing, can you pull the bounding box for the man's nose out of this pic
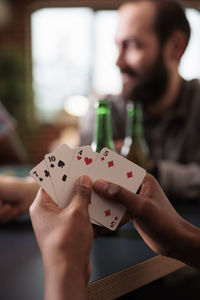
[116,49,126,70]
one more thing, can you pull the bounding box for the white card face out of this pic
[88,148,146,231]
[90,218,103,226]
[45,144,75,204]
[29,160,58,204]
[59,146,99,209]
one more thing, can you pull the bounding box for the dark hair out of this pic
[121,0,191,47]
[154,0,191,47]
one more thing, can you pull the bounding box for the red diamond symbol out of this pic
[105,210,111,217]
[114,216,118,221]
[108,160,114,168]
[127,171,133,178]
[101,157,104,161]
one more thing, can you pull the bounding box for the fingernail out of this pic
[79,175,91,188]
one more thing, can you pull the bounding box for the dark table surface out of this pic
[0,166,200,300]
[0,201,200,300]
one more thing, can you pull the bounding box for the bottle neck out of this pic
[121,101,145,157]
[125,101,143,138]
[125,102,134,137]
[92,101,115,153]
[134,103,143,137]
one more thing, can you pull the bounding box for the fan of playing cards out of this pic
[30,144,146,231]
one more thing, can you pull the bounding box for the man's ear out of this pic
[167,30,188,63]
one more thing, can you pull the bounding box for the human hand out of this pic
[0,175,38,223]
[93,174,190,259]
[147,160,159,179]
[30,175,93,297]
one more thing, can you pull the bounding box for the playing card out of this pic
[59,145,99,209]
[64,147,103,227]
[88,148,146,231]
[45,144,75,204]
[29,159,58,204]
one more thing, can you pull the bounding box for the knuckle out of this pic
[75,185,91,199]
[140,173,156,196]
[144,173,157,186]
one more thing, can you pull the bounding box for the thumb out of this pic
[69,175,92,210]
[93,180,143,218]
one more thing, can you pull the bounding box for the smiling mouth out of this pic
[122,73,132,80]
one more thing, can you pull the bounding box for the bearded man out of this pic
[80,0,200,201]
[0,0,200,224]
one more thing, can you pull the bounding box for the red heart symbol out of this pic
[85,157,92,165]
[77,156,82,160]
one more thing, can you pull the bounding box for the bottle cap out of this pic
[94,99,111,108]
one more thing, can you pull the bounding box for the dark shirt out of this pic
[79,79,200,201]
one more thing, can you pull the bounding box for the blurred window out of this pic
[31,8,200,120]
[179,9,200,79]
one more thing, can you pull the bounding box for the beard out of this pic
[121,52,169,107]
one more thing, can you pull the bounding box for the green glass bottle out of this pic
[91,99,116,153]
[121,101,150,169]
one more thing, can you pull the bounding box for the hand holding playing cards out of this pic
[30,175,93,300]
[0,175,38,223]
[94,174,200,269]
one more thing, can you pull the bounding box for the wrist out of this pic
[45,259,87,283]
[44,259,88,300]
[43,249,89,284]
[168,219,200,269]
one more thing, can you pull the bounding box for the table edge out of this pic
[87,255,185,300]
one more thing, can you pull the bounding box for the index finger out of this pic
[93,179,144,217]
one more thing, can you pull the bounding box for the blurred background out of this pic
[0,0,199,165]
[0,1,200,298]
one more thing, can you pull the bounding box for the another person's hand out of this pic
[30,175,93,300]
[0,175,38,223]
[93,174,200,269]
